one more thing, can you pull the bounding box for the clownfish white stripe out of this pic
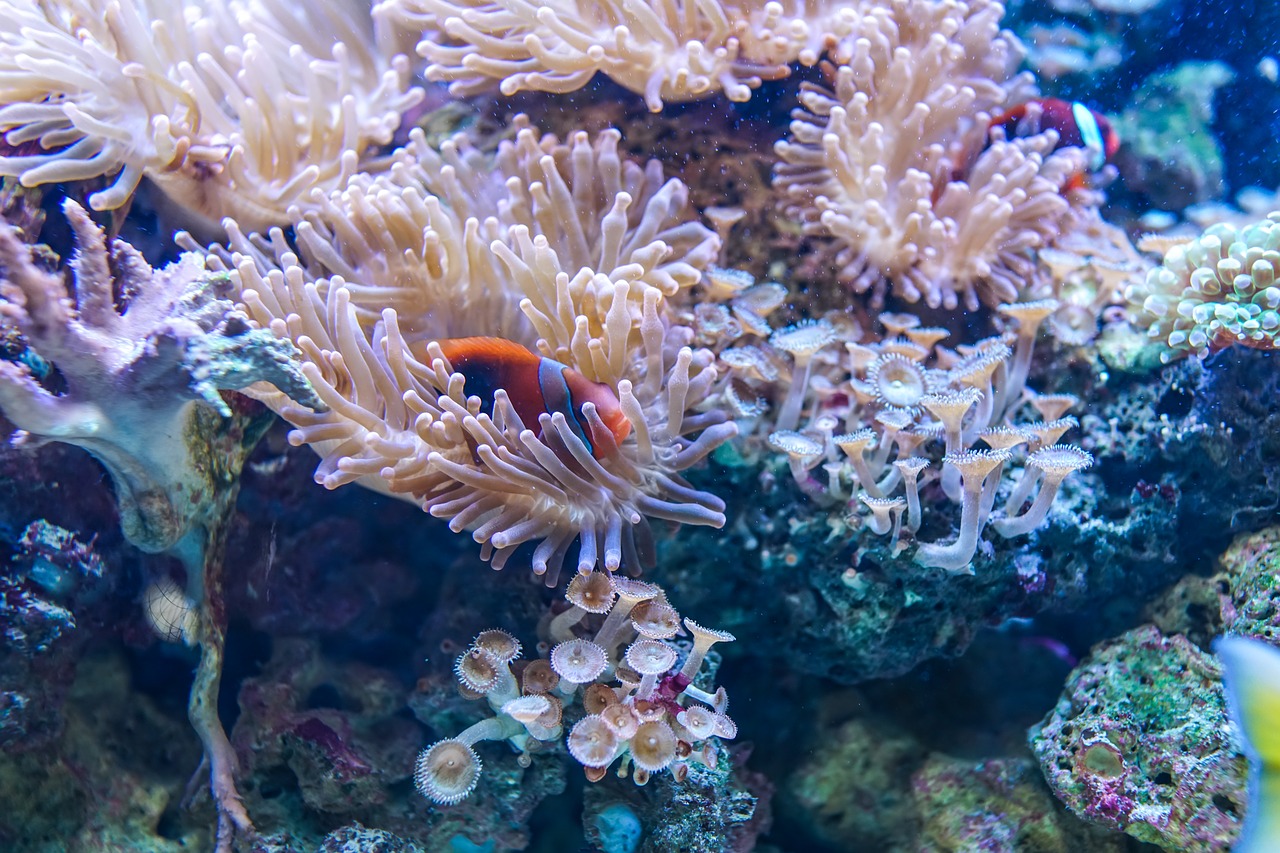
[1071,101,1106,172]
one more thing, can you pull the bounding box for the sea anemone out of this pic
[217,120,736,581]
[0,0,420,230]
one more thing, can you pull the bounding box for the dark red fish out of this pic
[427,336,631,459]
[990,97,1120,181]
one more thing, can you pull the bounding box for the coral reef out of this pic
[414,575,739,802]
[0,521,107,751]
[1088,344,1280,540]
[0,651,208,852]
[583,748,770,853]
[722,304,1097,577]
[786,717,926,849]
[1030,625,1246,851]
[1146,526,1280,655]
[0,201,315,849]
[0,0,1274,850]
[913,755,1127,852]
[231,639,421,817]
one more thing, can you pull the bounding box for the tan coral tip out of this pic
[629,720,678,772]
[601,703,640,739]
[1028,393,1079,421]
[550,638,609,684]
[536,694,564,729]
[521,659,560,695]
[567,715,619,769]
[714,713,738,739]
[905,326,950,348]
[501,695,551,724]
[867,353,930,408]
[977,425,1030,451]
[631,601,682,639]
[878,311,921,336]
[1027,444,1094,476]
[770,319,836,359]
[583,682,620,715]
[566,571,616,614]
[455,647,502,693]
[998,298,1061,331]
[625,639,679,675]
[609,576,660,604]
[767,430,825,459]
[472,629,522,663]
[415,739,482,805]
[676,705,718,740]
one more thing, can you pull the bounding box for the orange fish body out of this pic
[428,337,631,459]
[990,98,1120,173]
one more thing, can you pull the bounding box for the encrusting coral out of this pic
[415,574,737,804]
[213,119,737,582]
[1030,625,1246,851]
[0,0,422,232]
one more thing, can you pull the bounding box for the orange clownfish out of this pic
[990,98,1120,191]
[427,337,632,459]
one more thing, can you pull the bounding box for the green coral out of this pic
[913,756,1126,853]
[1029,625,1246,851]
[1130,212,1280,357]
[1113,61,1234,209]
[786,718,925,850]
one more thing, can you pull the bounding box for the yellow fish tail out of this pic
[1216,635,1280,852]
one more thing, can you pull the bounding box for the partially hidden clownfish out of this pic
[989,98,1120,192]
[419,336,632,460]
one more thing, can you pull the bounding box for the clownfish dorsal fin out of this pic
[434,336,541,368]
[1217,635,1280,853]
[1071,101,1107,172]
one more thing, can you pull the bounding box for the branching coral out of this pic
[214,121,735,582]
[416,575,737,803]
[0,200,311,554]
[1127,211,1280,358]
[0,0,421,231]
[774,0,1093,311]
[0,200,314,851]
